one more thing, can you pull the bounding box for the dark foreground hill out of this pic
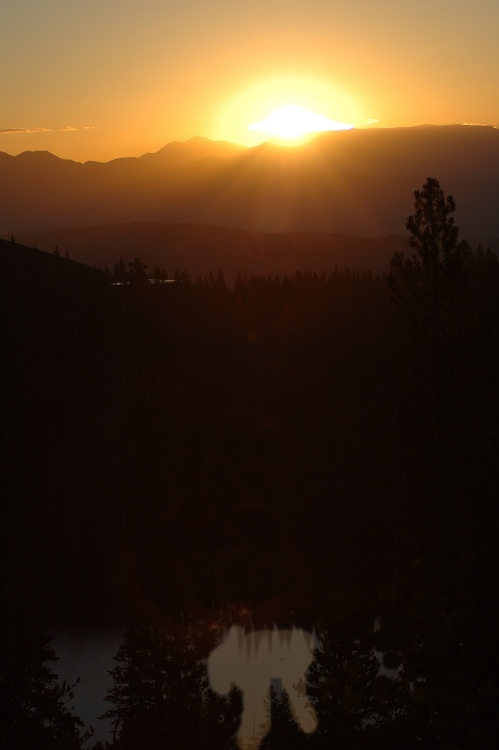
[1,125,499,240]
[0,235,103,280]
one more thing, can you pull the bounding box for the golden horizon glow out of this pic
[248,105,353,140]
[2,2,498,161]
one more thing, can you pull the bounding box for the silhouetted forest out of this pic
[2,178,499,748]
[4,223,411,279]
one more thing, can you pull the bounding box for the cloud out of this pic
[0,127,51,134]
[462,122,499,129]
[367,118,379,125]
[0,126,77,134]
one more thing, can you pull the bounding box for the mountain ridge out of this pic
[2,125,499,238]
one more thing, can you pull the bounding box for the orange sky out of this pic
[2,0,498,162]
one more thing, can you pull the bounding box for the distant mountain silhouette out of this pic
[1,126,499,241]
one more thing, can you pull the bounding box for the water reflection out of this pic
[55,630,121,745]
[208,625,318,750]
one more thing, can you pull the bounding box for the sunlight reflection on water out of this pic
[208,625,319,750]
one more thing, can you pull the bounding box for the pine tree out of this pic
[99,628,152,744]
[101,625,240,749]
[0,623,89,750]
[389,177,469,342]
[306,621,380,748]
[388,177,471,459]
[113,256,129,284]
[127,258,149,287]
[260,685,311,749]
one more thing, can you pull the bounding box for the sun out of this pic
[248,104,353,141]
[215,75,361,145]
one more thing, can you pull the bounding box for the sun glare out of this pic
[216,76,360,146]
[248,105,353,140]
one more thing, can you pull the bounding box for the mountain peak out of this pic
[2,125,499,238]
